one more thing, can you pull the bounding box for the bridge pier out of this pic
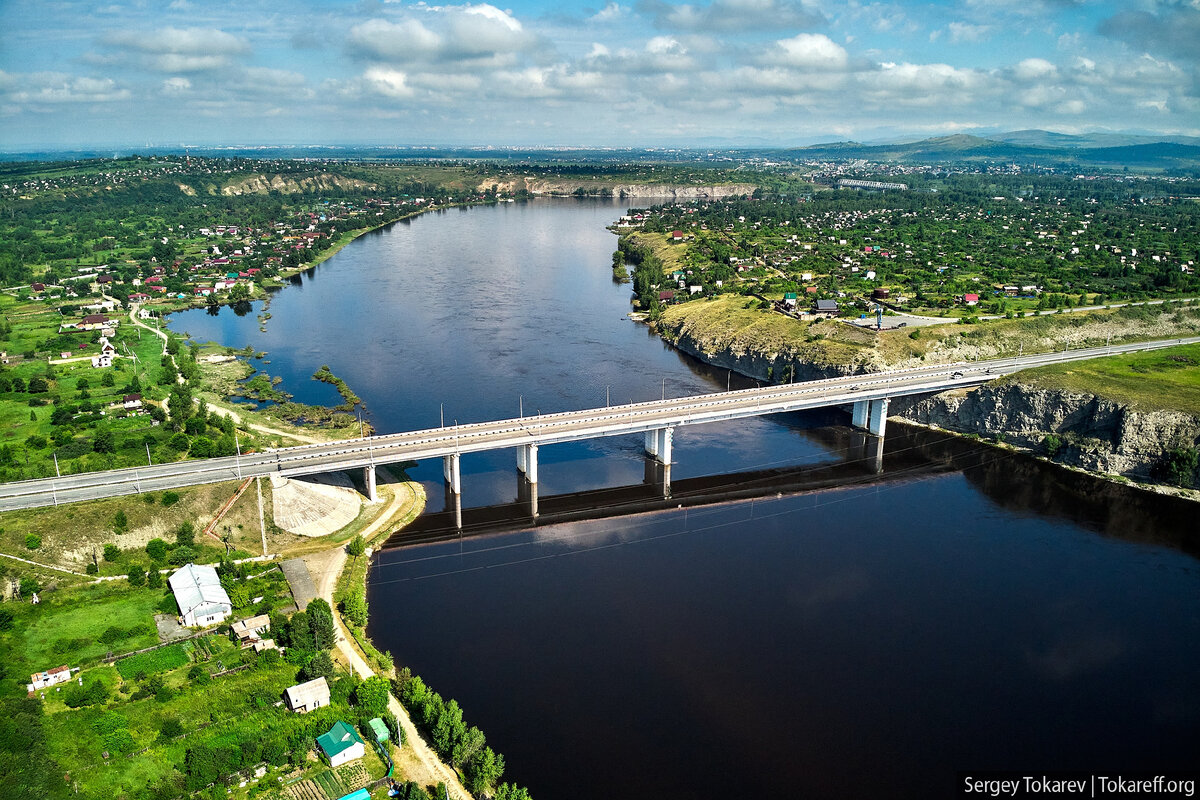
[645,426,674,464]
[850,398,890,438]
[852,400,869,429]
[364,465,378,503]
[443,453,461,495]
[516,443,539,485]
[868,398,889,437]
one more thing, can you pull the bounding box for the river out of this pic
[169,199,1200,799]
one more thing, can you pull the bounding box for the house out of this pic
[252,639,279,654]
[284,676,331,713]
[814,299,839,316]
[91,354,113,368]
[231,614,271,645]
[657,290,675,304]
[783,292,798,309]
[122,394,142,410]
[168,563,232,627]
[316,721,365,767]
[962,293,980,306]
[79,314,109,331]
[31,282,45,294]
[671,230,684,241]
[27,665,71,693]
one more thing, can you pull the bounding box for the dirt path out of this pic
[304,482,468,797]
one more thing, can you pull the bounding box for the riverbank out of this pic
[647,297,1200,493]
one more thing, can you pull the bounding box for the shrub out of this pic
[161,491,180,507]
[169,545,198,566]
[127,564,146,587]
[0,607,13,631]
[24,534,41,550]
[147,569,163,589]
[145,538,169,562]
[85,562,98,575]
[103,543,120,562]
[159,717,184,741]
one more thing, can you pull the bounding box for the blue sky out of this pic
[1,0,1197,149]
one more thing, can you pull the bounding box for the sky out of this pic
[1,0,1198,150]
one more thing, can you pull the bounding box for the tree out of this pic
[451,725,486,768]
[145,538,168,561]
[93,428,116,454]
[103,543,120,562]
[288,610,314,652]
[302,650,334,681]
[127,564,145,587]
[355,675,390,716]
[494,784,533,800]
[340,591,368,627]
[175,520,194,546]
[347,533,366,564]
[113,509,127,533]
[306,598,336,651]
[466,746,505,796]
[147,569,163,589]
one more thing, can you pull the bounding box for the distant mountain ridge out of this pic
[792,130,1200,169]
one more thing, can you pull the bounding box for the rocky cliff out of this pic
[482,177,757,199]
[661,318,861,382]
[218,173,376,196]
[894,383,1200,483]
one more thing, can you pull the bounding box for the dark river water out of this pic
[169,199,1200,799]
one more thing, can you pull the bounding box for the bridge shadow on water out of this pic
[380,421,1200,560]
[380,423,950,550]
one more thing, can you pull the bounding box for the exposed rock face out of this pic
[220,173,376,196]
[484,177,757,199]
[665,323,859,382]
[895,383,1200,482]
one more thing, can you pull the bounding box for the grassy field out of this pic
[1011,343,1200,414]
[0,478,261,571]
[16,581,164,668]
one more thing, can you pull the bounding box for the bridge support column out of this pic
[868,398,889,437]
[517,443,538,485]
[646,427,674,464]
[364,465,378,503]
[657,426,674,465]
[443,453,461,495]
[852,400,869,429]
[644,429,659,458]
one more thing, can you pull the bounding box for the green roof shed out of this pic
[367,717,389,742]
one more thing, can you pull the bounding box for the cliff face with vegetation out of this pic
[654,296,879,381]
[896,383,1200,486]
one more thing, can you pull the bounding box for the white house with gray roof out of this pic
[168,563,232,627]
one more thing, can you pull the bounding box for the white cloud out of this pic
[636,0,825,32]
[769,34,849,70]
[590,2,627,22]
[162,76,191,93]
[362,66,415,99]
[946,22,990,43]
[5,72,131,105]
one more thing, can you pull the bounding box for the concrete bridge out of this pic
[0,336,1194,513]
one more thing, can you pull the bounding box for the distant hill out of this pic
[791,131,1200,170]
